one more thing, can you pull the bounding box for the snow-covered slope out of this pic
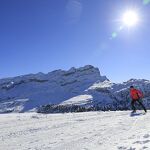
[0,111,150,150]
[0,65,150,113]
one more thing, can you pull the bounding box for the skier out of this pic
[130,86,147,113]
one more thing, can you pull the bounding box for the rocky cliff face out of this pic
[0,65,108,112]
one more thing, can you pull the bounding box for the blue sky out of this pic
[0,0,150,82]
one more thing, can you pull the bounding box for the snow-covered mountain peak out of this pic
[0,65,109,112]
[88,80,113,90]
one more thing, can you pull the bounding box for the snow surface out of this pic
[60,94,93,106]
[0,111,150,150]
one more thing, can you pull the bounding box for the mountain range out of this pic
[0,65,150,113]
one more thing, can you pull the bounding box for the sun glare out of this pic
[122,10,139,27]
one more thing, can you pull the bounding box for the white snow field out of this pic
[0,111,150,150]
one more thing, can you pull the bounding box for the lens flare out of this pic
[112,32,117,38]
[143,0,150,5]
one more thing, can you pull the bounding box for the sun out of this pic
[122,10,139,27]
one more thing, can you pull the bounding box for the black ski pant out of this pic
[131,99,147,112]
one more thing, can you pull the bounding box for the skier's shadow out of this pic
[130,112,144,117]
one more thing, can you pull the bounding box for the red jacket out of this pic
[130,88,143,100]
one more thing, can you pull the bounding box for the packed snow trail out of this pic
[0,111,150,150]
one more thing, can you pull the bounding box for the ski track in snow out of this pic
[0,111,150,150]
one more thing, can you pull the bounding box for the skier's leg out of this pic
[131,100,136,112]
[137,100,147,113]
